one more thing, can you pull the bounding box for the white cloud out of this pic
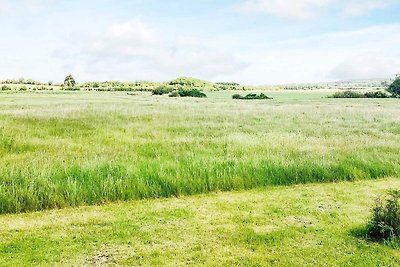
[0,0,52,14]
[238,0,392,20]
[56,19,246,81]
[326,24,400,80]
[239,0,334,20]
[231,24,400,84]
[330,54,400,80]
[24,0,53,12]
[0,0,13,14]
[343,0,389,16]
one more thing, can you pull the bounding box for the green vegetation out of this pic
[81,80,162,92]
[364,91,391,98]
[283,79,391,91]
[1,179,400,266]
[152,85,173,95]
[328,90,391,98]
[0,91,399,214]
[232,93,273,100]
[1,76,396,93]
[215,82,245,91]
[168,77,214,90]
[63,74,76,88]
[152,86,207,98]
[1,76,272,93]
[367,190,400,241]
[0,77,47,86]
[1,85,12,91]
[174,88,207,98]
[388,78,400,97]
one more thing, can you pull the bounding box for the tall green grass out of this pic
[0,91,399,213]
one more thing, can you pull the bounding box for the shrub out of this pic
[232,93,272,100]
[388,78,400,98]
[177,89,207,98]
[367,190,400,241]
[232,94,242,99]
[168,77,213,90]
[19,86,27,91]
[329,90,364,98]
[364,91,390,98]
[152,86,173,95]
[1,85,11,91]
[64,86,80,91]
[329,90,391,99]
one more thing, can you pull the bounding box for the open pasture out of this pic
[0,91,399,214]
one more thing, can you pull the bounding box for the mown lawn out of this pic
[1,178,400,266]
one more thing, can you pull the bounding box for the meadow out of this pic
[0,90,399,215]
[1,178,400,266]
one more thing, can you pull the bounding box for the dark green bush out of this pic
[177,89,207,98]
[364,91,390,98]
[232,94,242,99]
[64,86,80,91]
[19,86,27,91]
[388,78,400,98]
[329,90,364,98]
[232,93,272,100]
[367,190,400,241]
[152,86,173,95]
[1,85,12,91]
[64,74,76,87]
[329,90,391,99]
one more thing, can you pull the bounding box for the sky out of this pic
[0,0,399,85]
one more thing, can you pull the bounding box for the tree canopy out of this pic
[387,76,400,97]
[64,74,76,87]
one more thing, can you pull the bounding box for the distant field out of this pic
[0,91,399,214]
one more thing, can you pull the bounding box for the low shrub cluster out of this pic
[364,91,390,98]
[152,86,207,98]
[232,93,273,100]
[64,87,80,91]
[0,78,45,85]
[367,190,400,241]
[35,86,52,91]
[328,90,391,99]
[214,82,245,91]
[1,85,54,92]
[152,86,173,95]
[175,89,207,98]
[1,85,12,91]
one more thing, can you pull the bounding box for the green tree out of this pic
[64,74,76,87]
[388,75,400,97]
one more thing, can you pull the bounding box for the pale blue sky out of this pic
[0,0,399,84]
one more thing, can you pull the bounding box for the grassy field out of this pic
[0,91,399,214]
[1,178,400,266]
